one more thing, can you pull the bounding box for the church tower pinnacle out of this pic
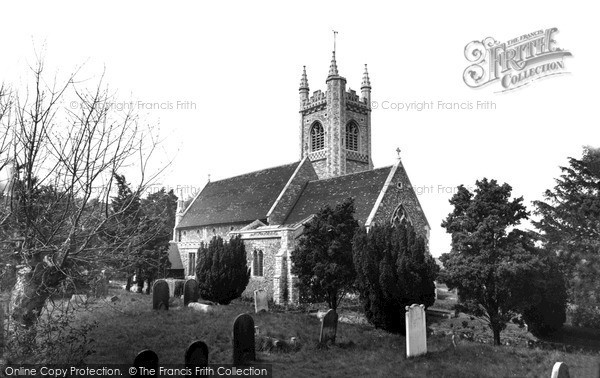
[327,51,339,78]
[299,66,309,107]
[299,44,373,179]
[361,64,371,104]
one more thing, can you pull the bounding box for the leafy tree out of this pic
[353,221,438,334]
[196,235,250,305]
[138,188,177,291]
[291,198,358,310]
[533,147,600,328]
[440,178,566,345]
[106,173,143,291]
[104,177,177,294]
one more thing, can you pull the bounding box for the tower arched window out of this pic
[346,122,359,151]
[310,122,324,151]
[253,249,264,277]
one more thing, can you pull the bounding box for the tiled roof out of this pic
[284,166,392,225]
[177,162,300,228]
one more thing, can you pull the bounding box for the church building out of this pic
[171,51,430,304]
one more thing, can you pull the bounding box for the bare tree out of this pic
[0,58,163,336]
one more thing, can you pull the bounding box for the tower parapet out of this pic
[298,50,373,179]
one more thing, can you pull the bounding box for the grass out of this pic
[55,288,600,377]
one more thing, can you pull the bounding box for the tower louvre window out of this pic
[310,122,324,151]
[346,122,359,151]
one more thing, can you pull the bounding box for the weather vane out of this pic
[332,30,338,53]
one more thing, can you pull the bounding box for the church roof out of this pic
[177,162,301,228]
[284,166,392,226]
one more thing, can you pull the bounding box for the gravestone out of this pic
[232,313,255,365]
[185,340,209,369]
[405,304,427,357]
[551,362,570,378]
[152,280,169,310]
[133,349,159,377]
[319,309,338,344]
[184,279,200,306]
[188,303,211,313]
[254,290,268,313]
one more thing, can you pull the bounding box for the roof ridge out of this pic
[308,165,393,183]
[208,161,301,184]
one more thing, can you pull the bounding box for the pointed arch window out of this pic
[252,249,264,277]
[391,204,412,226]
[346,122,359,151]
[310,122,324,151]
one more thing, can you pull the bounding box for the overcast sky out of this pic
[2,1,598,256]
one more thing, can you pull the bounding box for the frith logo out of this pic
[463,28,572,92]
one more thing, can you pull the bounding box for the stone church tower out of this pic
[299,52,373,179]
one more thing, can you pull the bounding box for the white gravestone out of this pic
[254,290,268,313]
[188,303,212,313]
[405,304,427,358]
[551,362,570,378]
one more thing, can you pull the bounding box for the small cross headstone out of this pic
[319,309,338,344]
[185,340,209,369]
[133,349,159,377]
[152,280,169,310]
[254,290,268,313]
[184,279,200,306]
[405,304,427,358]
[232,313,255,365]
[551,362,570,378]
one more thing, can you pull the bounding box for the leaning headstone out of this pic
[319,309,338,344]
[185,340,209,369]
[184,279,200,306]
[254,289,268,313]
[405,304,427,357]
[133,349,159,377]
[152,280,169,310]
[232,313,255,365]
[551,362,570,378]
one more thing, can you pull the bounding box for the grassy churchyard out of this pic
[41,283,597,377]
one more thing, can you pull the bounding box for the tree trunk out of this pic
[493,327,501,346]
[10,266,50,330]
[136,269,143,293]
[125,275,133,291]
[10,263,64,326]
